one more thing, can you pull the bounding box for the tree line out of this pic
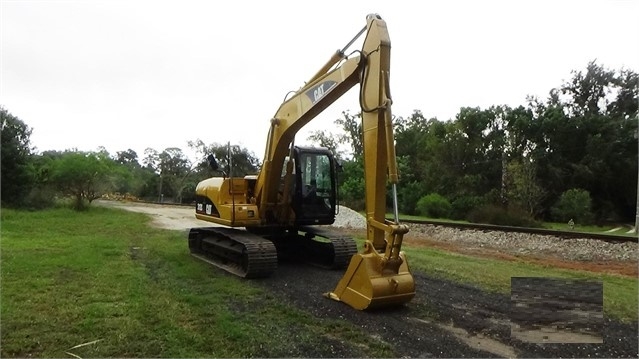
[0,126,260,211]
[328,61,637,225]
[2,61,637,226]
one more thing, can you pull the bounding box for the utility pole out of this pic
[635,125,639,235]
[158,173,163,203]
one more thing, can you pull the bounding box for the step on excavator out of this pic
[188,14,415,310]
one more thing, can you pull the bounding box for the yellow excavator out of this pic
[189,14,415,310]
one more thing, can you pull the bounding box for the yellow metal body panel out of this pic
[195,177,261,227]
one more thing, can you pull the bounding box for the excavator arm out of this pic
[253,14,415,310]
[252,26,371,226]
[326,15,415,310]
[254,54,361,225]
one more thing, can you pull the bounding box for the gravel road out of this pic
[262,263,637,358]
[97,200,638,358]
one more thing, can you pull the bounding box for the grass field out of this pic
[2,207,637,357]
[1,207,393,358]
[544,222,636,236]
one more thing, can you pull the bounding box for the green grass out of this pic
[403,245,638,322]
[544,221,636,236]
[1,207,393,358]
[3,207,636,357]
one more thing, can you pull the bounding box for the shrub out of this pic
[451,195,484,220]
[23,186,57,210]
[339,177,365,211]
[416,193,452,219]
[398,181,427,215]
[467,204,541,227]
[551,188,594,224]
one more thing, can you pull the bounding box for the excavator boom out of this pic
[191,14,415,310]
[325,15,415,309]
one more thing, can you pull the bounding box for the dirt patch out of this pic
[102,200,639,358]
[510,326,604,344]
[411,316,519,358]
[95,200,215,231]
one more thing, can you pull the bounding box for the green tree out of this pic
[109,163,152,200]
[561,61,617,117]
[24,151,60,209]
[189,140,261,178]
[335,110,363,159]
[50,151,117,210]
[116,149,141,168]
[453,106,505,199]
[527,61,637,221]
[158,147,193,203]
[306,130,345,160]
[126,166,160,201]
[394,111,450,214]
[337,157,365,210]
[142,147,160,172]
[1,106,34,207]
[504,158,546,217]
[551,188,594,224]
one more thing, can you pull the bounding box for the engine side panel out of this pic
[195,177,261,227]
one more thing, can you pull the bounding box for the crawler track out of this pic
[188,227,278,278]
[188,226,358,279]
[297,226,358,269]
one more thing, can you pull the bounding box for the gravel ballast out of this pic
[332,206,638,262]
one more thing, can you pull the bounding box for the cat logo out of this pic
[305,80,337,104]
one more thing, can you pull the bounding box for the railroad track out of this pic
[123,200,637,244]
[398,218,638,244]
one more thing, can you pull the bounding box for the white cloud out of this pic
[2,0,638,162]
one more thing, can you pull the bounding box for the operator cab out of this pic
[286,146,338,225]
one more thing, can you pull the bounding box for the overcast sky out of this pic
[2,0,638,162]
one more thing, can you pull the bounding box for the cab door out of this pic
[293,147,337,225]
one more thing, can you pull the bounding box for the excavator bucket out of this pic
[326,241,415,310]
